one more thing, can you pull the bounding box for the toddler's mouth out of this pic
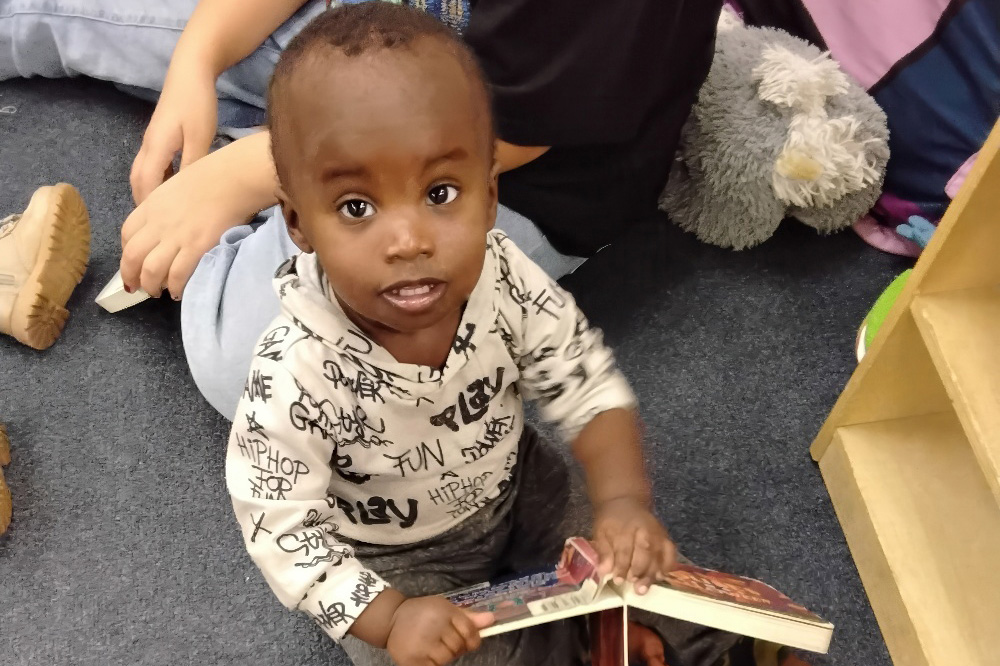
[382,279,445,313]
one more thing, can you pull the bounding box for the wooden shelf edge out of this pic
[911,288,1000,503]
[813,119,1000,459]
[810,310,952,462]
[818,412,1000,666]
[916,120,1000,295]
[820,431,929,666]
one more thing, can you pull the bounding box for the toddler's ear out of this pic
[278,186,313,253]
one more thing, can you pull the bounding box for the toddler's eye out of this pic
[427,185,459,206]
[339,199,375,219]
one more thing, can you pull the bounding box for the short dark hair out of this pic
[267,2,493,187]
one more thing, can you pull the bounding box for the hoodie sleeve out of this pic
[494,233,637,440]
[226,357,388,642]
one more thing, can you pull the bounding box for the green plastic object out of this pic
[861,269,912,353]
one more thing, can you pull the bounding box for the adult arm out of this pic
[496,142,549,172]
[130,0,306,203]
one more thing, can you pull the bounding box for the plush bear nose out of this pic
[771,114,881,209]
[775,150,824,181]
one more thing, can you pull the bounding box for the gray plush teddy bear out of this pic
[660,11,890,250]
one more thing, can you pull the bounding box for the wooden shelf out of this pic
[912,287,1000,502]
[809,308,952,461]
[821,412,1000,666]
[811,119,1000,665]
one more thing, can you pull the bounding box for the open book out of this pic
[446,537,833,662]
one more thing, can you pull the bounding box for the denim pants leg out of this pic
[0,0,325,124]
[180,205,589,419]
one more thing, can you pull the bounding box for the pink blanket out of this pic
[801,0,952,89]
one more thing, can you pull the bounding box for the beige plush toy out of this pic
[0,424,11,534]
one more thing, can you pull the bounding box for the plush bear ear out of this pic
[717,5,744,34]
[753,46,849,115]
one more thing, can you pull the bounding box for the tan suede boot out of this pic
[0,424,11,535]
[0,184,91,350]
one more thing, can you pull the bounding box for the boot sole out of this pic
[9,184,91,350]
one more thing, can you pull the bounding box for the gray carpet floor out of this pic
[0,77,910,666]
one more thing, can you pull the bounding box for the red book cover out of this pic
[589,608,626,666]
[660,564,825,624]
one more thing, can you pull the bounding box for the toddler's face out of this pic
[277,39,497,341]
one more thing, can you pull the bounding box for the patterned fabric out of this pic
[226,229,635,642]
[408,0,470,34]
[329,0,470,34]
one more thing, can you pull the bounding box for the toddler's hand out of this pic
[386,596,494,666]
[592,496,677,594]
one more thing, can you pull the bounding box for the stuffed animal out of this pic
[660,10,890,250]
[0,424,10,535]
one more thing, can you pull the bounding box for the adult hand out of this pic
[120,155,251,299]
[130,66,219,205]
[121,131,277,299]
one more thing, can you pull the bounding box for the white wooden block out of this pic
[95,270,151,313]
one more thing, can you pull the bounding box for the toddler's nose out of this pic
[385,212,435,262]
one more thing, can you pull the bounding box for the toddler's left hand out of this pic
[592,496,677,594]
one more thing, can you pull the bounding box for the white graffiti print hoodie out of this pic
[226,230,635,641]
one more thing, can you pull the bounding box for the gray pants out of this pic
[339,428,737,666]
